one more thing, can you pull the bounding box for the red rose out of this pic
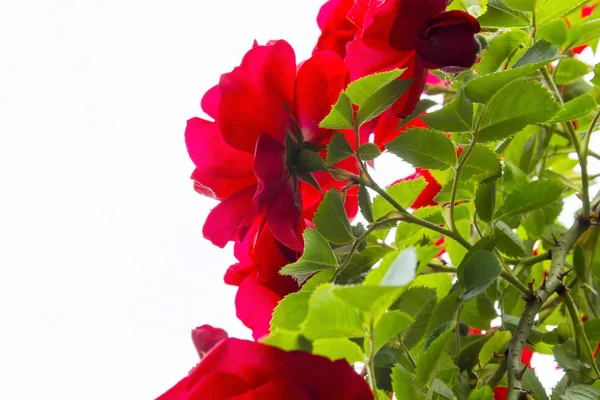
[314,0,358,57]
[191,325,229,359]
[345,0,480,116]
[493,387,508,400]
[224,218,300,340]
[391,169,442,209]
[186,40,358,251]
[158,338,373,400]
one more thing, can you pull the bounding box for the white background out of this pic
[0,1,596,398]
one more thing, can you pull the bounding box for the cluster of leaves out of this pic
[264,1,600,399]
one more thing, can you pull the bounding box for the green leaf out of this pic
[566,17,600,49]
[478,29,530,74]
[314,190,354,244]
[301,270,336,292]
[467,386,494,400]
[497,179,564,217]
[358,185,374,223]
[434,181,476,203]
[523,368,548,400]
[345,68,405,107]
[583,318,600,342]
[459,251,502,301]
[475,182,496,222]
[280,229,338,282]
[421,91,473,132]
[392,364,424,400]
[551,94,598,123]
[460,144,502,182]
[398,99,438,130]
[505,0,535,11]
[374,310,414,353]
[261,330,312,352]
[326,132,354,165]
[426,293,461,337]
[320,92,354,129]
[477,79,560,142]
[372,178,427,220]
[301,284,364,340]
[333,285,405,323]
[557,384,600,400]
[271,292,312,331]
[357,79,412,126]
[537,19,569,46]
[386,128,457,170]
[312,338,364,363]
[431,378,455,399]
[592,63,600,87]
[496,220,527,257]
[536,0,591,26]
[415,324,454,386]
[513,40,559,68]
[359,143,381,161]
[465,42,560,103]
[555,58,592,86]
[478,330,512,366]
[478,0,530,27]
[380,247,418,287]
[461,295,498,330]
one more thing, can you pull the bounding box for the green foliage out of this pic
[555,58,592,86]
[478,0,530,27]
[312,338,364,363]
[357,80,412,126]
[313,190,354,244]
[459,251,503,301]
[326,132,354,165]
[551,94,598,123]
[536,0,591,25]
[465,42,560,103]
[497,179,564,217]
[421,91,473,132]
[477,29,530,74]
[280,229,338,282]
[459,144,502,182]
[345,69,405,107]
[477,79,560,142]
[320,92,354,130]
[372,178,427,220]
[386,128,457,170]
[415,324,454,386]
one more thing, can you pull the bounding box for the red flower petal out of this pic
[200,85,220,120]
[236,277,285,340]
[388,0,448,51]
[267,180,303,252]
[191,325,229,359]
[252,134,287,211]
[236,380,310,400]
[392,56,429,117]
[295,51,349,142]
[314,0,358,58]
[185,117,254,179]
[191,169,256,200]
[202,184,257,248]
[218,41,296,153]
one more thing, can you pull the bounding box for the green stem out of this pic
[485,357,508,389]
[562,291,600,378]
[361,173,473,250]
[540,66,590,217]
[501,270,530,297]
[581,107,600,218]
[399,337,418,370]
[426,263,458,274]
[334,215,404,282]
[506,213,592,400]
[505,251,551,267]
[367,318,378,396]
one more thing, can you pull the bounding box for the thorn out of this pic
[556,283,569,296]
[540,274,548,290]
[527,280,535,292]
[515,363,529,380]
[559,268,574,280]
[551,232,560,246]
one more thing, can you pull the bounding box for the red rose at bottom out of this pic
[158,338,373,400]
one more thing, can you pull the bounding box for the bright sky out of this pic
[1,1,598,399]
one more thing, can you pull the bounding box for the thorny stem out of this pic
[581,107,600,217]
[506,203,595,399]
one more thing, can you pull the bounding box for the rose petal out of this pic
[388,0,449,51]
[191,325,229,358]
[200,85,220,120]
[191,169,256,200]
[218,41,296,153]
[185,118,254,179]
[295,51,349,142]
[235,277,285,340]
[203,184,257,248]
[266,181,303,251]
[234,380,310,400]
[252,134,287,211]
[392,56,429,117]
